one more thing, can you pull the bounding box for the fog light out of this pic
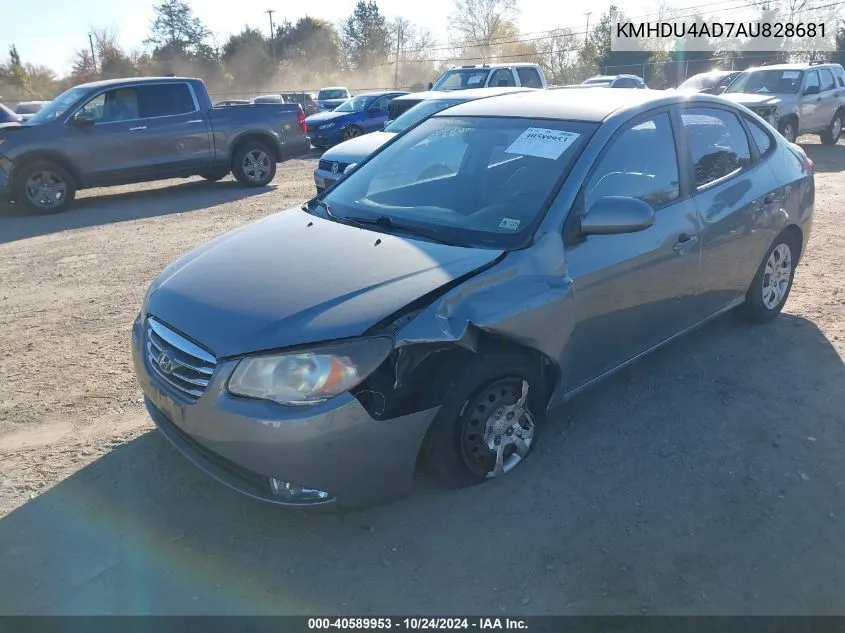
[269,477,332,502]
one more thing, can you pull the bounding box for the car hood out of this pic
[307,111,354,125]
[320,131,395,164]
[721,93,785,107]
[146,207,504,358]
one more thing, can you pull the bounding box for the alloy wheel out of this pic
[242,150,271,183]
[761,243,793,310]
[24,170,68,210]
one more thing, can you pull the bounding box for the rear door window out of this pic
[137,83,197,118]
[489,69,516,87]
[516,67,544,88]
[745,117,774,156]
[681,108,752,188]
[820,68,836,92]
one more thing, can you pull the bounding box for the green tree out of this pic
[146,0,210,59]
[588,6,649,75]
[342,1,392,70]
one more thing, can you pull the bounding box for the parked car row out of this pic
[132,85,816,509]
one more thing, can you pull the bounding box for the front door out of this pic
[363,94,395,133]
[563,110,703,389]
[66,86,161,186]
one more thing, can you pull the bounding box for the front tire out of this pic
[736,232,799,324]
[820,111,843,145]
[232,142,276,187]
[421,352,547,488]
[779,118,798,144]
[343,125,363,141]
[15,161,76,214]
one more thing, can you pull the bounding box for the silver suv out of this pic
[721,61,845,144]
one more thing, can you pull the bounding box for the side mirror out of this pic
[72,111,96,127]
[428,82,434,90]
[343,163,357,175]
[581,196,655,236]
[804,85,820,96]
[383,120,392,129]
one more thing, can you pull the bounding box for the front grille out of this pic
[145,318,216,403]
[318,159,349,173]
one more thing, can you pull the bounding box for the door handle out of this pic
[673,233,699,253]
[129,125,147,131]
[187,119,203,124]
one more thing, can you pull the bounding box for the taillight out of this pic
[298,108,307,134]
[806,156,815,172]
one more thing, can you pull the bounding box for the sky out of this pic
[2,0,730,76]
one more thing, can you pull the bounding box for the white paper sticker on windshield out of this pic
[467,75,483,85]
[499,218,521,230]
[782,71,800,79]
[505,128,581,160]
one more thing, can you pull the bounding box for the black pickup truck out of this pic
[0,76,311,213]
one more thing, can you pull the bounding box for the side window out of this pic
[820,68,836,92]
[804,70,820,93]
[516,67,543,88]
[585,112,680,210]
[372,95,393,111]
[681,108,752,188]
[136,83,196,118]
[745,117,773,156]
[836,66,845,87]
[90,88,140,123]
[489,69,516,87]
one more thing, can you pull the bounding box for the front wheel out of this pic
[779,118,798,144]
[736,233,799,323]
[232,142,276,187]
[14,161,77,214]
[343,125,363,141]
[421,352,547,488]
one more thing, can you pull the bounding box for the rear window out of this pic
[516,67,544,88]
[321,116,597,249]
[318,89,348,100]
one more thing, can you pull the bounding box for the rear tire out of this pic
[421,351,547,488]
[820,111,843,145]
[14,161,77,214]
[735,231,800,324]
[232,141,276,187]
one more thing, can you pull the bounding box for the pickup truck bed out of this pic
[0,76,311,214]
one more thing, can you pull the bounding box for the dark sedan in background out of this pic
[676,70,742,94]
[133,88,814,509]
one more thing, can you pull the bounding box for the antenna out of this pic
[265,10,277,65]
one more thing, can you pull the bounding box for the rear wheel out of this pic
[15,161,76,214]
[736,232,799,323]
[422,352,547,488]
[232,141,276,187]
[820,111,843,145]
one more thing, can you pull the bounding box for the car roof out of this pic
[74,76,197,90]
[395,87,533,102]
[320,86,348,90]
[350,90,409,98]
[433,88,727,123]
[449,63,538,69]
[744,62,842,72]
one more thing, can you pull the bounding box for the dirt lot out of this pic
[0,142,843,615]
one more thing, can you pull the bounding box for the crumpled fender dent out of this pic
[391,231,577,404]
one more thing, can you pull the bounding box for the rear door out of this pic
[681,106,778,314]
[64,86,161,186]
[817,67,839,129]
[799,70,822,132]
[136,82,214,175]
[563,110,703,388]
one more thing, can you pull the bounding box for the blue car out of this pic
[306,91,408,148]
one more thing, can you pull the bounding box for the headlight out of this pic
[318,122,336,130]
[228,337,393,406]
[140,284,154,317]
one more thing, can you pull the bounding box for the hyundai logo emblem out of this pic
[331,161,340,174]
[157,351,175,375]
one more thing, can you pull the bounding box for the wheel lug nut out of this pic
[506,412,514,420]
[494,436,501,446]
[506,427,514,436]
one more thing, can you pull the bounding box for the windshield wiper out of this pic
[314,202,462,246]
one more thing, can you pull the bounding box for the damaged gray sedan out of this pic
[132,88,814,508]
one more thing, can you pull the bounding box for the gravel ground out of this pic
[0,141,843,615]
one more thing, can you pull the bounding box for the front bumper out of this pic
[309,128,345,147]
[132,315,438,508]
[313,166,340,194]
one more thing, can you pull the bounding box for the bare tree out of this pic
[449,0,519,59]
[536,29,579,84]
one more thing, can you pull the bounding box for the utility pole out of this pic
[584,12,592,46]
[265,10,276,65]
[394,24,403,89]
[88,33,97,73]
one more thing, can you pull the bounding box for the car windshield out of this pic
[433,69,491,91]
[320,115,597,249]
[334,95,373,113]
[318,89,348,100]
[726,69,802,94]
[27,87,87,124]
[385,98,465,133]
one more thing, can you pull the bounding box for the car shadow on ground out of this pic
[799,139,844,173]
[0,179,275,245]
[1,313,844,615]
